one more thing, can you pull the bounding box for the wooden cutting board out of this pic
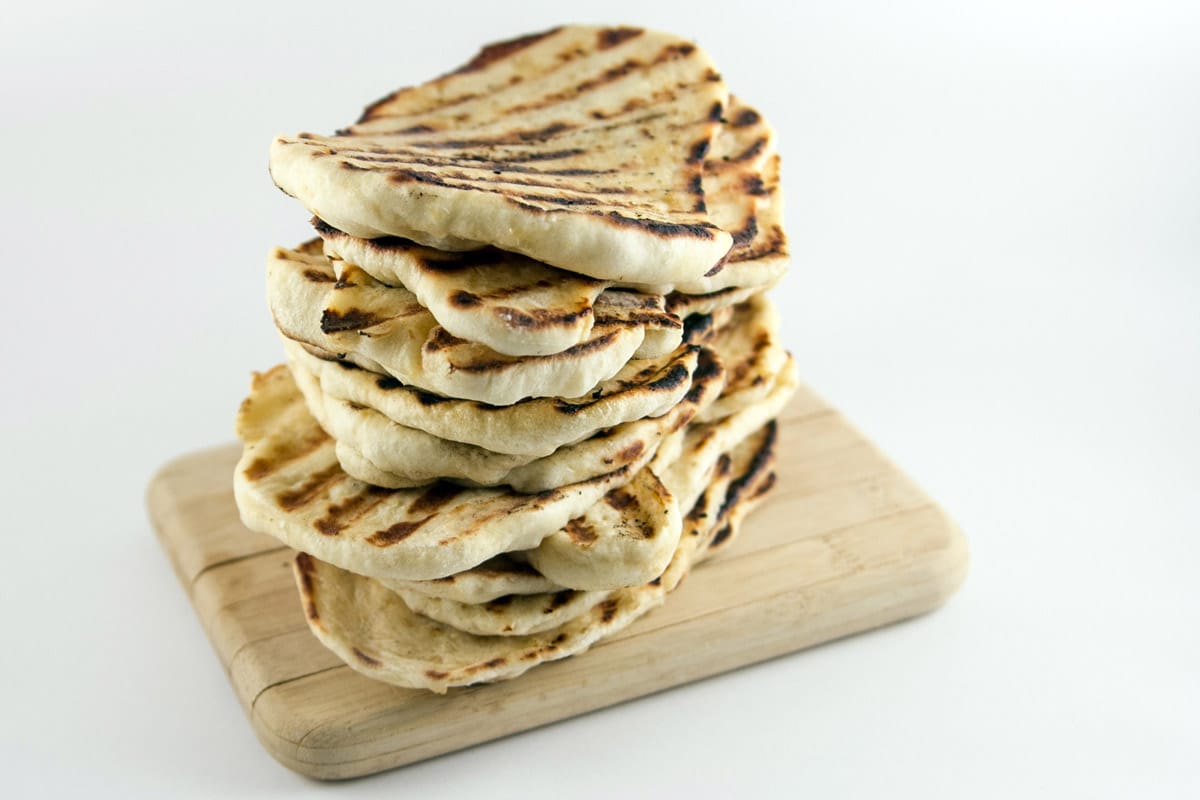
[148,384,966,779]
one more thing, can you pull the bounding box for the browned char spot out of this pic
[450,290,482,308]
[605,488,637,511]
[597,26,643,49]
[424,669,449,680]
[320,308,386,333]
[599,211,719,240]
[302,269,335,283]
[313,487,392,536]
[709,524,733,548]
[754,472,778,497]
[744,175,768,197]
[486,595,514,611]
[598,598,619,623]
[615,440,644,464]
[294,553,321,624]
[276,463,343,511]
[453,28,562,75]
[546,590,576,612]
[409,482,466,514]
[565,518,598,545]
[367,515,435,546]
[733,108,761,128]
[352,647,382,667]
[717,421,779,521]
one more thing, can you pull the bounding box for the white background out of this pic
[2,1,1197,796]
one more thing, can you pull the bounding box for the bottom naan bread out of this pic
[294,422,779,692]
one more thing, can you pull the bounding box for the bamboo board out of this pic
[147,385,967,779]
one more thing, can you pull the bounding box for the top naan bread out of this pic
[269,25,734,284]
[314,96,785,357]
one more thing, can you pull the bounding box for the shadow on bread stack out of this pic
[234,25,797,692]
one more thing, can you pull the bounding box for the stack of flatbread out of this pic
[235,25,797,692]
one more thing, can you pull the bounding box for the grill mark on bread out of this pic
[598,26,643,49]
[732,107,761,128]
[709,524,733,548]
[681,312,716,343]
[453,27,563,75]
[466,657,508,674]
[731,137,766,163]
[684,349,722,403]
[319,308,387,333]
[409,482,467,514]
[565,519,598,545]
[358,27,562,124]
[754,472,778,497]
[598,598,619,623]
[604,488,637,511]
[242,422,329,480]
[423,328,623,373]
[324,151,618,177]
[301,268,335,283]
[547,590,576,611]
[717,420,778,521]
[275,464,343,511]
[367,515,435,546]
[352,647,382,666]
[313,487,393,536]
[599,211,721,240]
[294,553,321,626]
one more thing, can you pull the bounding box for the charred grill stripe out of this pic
[709,524,733,548]
[352,647,382,666]
[320,308,388,333]
[454,28,563,75]
[430,329,623,374]
[598,598,619,623]
[384,170,679,216]
[646,362,692,392]
[313,487,393,536]
[367,514,435,546]
[242,426,330,481]
[404,121,577,149]
[716,421,779,522]
[357,28,562,123]
[322,149,619,179]
[600,211,721,239]
[732,137,767,163]
[276,463,344,511]
[408,481,467,514]
[597,27,643,49]
[733,108,762,128]
[294,553,321,624]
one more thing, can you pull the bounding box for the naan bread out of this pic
[287,346,723,491]
[293,418,777,691]
[234,365,666,582]
[314,98,785,357]
[283,336,699,458]
[268,242,648,404]
[270,25,733,283]
[321,257,685,360]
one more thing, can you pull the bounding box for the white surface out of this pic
[2,1,1197,796]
